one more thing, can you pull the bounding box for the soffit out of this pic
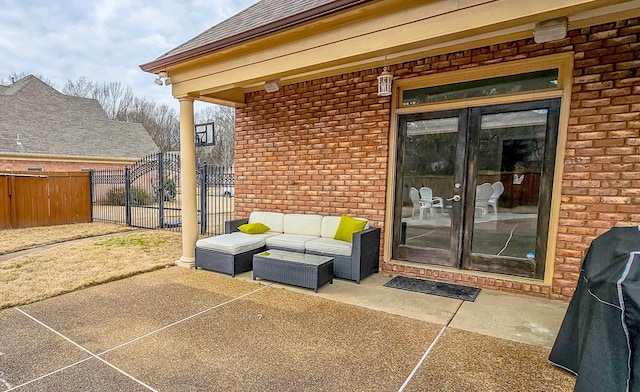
[160,0,639,106]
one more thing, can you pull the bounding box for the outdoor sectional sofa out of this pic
[195,211,381,283]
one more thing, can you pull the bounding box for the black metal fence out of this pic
[91,152,234,236]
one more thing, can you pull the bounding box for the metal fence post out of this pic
[125,167,131,226]
[157,151,164,229]
[88,169,94,222]
[199,164,207,235]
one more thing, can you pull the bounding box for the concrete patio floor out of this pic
[0,266,575,391]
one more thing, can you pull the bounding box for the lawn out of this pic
[0,224,182,309]
[0,222,134,255]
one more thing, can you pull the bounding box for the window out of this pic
[402,69,559,106]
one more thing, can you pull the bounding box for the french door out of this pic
[393,99,560,279]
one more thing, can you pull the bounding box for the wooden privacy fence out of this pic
[0,171,91,230]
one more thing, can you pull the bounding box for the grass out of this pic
[0,222,134,255]
[0,229,182,310]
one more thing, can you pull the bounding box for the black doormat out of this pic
[384,276,480,302]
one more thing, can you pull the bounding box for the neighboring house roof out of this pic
[141,0,372,71]
[0,75,158,160]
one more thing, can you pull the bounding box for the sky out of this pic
[0,0,257,111]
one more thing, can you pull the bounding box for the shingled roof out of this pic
[0,76,158,160]
[141,0,372,71]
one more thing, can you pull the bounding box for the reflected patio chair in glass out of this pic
[475,182,494,216]
[409,187,433,219]
[419,186,444,214]
[488,181,505,214]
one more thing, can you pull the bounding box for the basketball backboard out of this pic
[194,122,215,147]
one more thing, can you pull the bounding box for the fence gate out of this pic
[91,152,233,237]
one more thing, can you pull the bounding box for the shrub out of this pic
[105,186,152,206]
[105,187,125,206]
[162,177,177,201]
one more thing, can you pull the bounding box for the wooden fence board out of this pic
[0,177,10,230]
[0,172,91,229]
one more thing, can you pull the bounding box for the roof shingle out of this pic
[0,76,158,160]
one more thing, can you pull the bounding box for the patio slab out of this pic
[103,287,442,391]
[450,289,568,348]
[10,359,151,392]
[18,267,260,352]
[234,271,462,325]
[0,267,574,391]
[0,309,89,389]
[402,328,574,391]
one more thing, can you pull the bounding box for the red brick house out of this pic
[141,0,640,300]
[0,75,158,172]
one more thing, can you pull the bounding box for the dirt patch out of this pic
[0,230,182,309]
[0,222,134,255]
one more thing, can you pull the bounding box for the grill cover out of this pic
[549,226,640,392]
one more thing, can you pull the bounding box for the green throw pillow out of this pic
[334,215,367,243]
[238,222,270,234]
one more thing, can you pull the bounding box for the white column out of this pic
[176,97,197,268]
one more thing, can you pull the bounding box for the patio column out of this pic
[176,97,197,268]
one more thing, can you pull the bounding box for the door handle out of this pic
[446,195,461,202]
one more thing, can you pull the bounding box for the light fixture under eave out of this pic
[264,79,281,93]
[534,17,568,44]
[377,66,393,96]
[154,71,171,86]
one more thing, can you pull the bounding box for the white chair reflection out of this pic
[488,181,505,214]
[419,186,444,214]
[475,182,494,215]
[410,187,432,219]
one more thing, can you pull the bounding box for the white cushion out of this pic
[283,214,322,236]
[320,216,370,238]
[320,216,342,238]
[266,234,319,252]
[196,232,265,255]
[249,211,285,233]
[305,237,352,256]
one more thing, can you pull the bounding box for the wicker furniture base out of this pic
[195,246,265,277]
[253,249,334,292]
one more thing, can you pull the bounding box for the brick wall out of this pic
[235,18,640,301]
[235,72,390,228]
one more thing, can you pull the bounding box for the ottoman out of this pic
[195,232,266,276]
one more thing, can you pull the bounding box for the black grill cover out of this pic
[549,226,640,392]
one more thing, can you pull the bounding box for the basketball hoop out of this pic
[194,122,215,147]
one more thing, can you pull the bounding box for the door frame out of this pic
[392,99,561,279]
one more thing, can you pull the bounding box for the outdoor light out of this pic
[534,17,568,43]
[377,66,393,96]
[264,79,281,93]
[154,71,171,86]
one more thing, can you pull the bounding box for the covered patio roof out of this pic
[140,0,640,107]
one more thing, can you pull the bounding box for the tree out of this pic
[194,104,235,166]
[1,72,55,87]
[63,77,179,152]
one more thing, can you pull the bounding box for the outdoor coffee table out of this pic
[253,249,333,292]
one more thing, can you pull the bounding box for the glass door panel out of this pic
[471,109,547,257]
[463,100,559,279]
[394,112,466,267]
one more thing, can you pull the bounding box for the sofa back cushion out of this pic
[321,216,369,238]
[249,211,285,233]
[283,214,323,236]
